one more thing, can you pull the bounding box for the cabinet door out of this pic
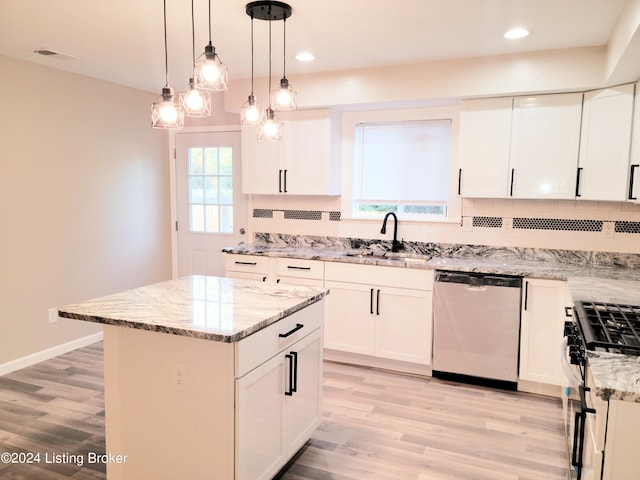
[282,118,335,195]
[458,97,513,198]
[375,286,432,365]
[519,279,569,385]
[235,353,286,480]
[578,85,634,201]
[627,82,640,204]
[324,281,376,355]
[286,329,323,454]
[241,125,282,194]
[510,93,583,199]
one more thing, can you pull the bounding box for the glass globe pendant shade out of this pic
[179,78,211,117]
[271,77,297,111]
[151,86,184,129]
[241,94,261,125]
[258,108,283,141]
[196,44,228,91]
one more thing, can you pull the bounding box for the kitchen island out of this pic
[58,275,328,480]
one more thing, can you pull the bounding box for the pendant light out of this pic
[195,0,228,91]
[245,1,292,141]
[180,0,211,117]
[151,0,184,129]
[240,12,261,125]
[271,16,296,111]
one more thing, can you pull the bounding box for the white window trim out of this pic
[340,105,462,224]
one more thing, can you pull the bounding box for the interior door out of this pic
[175,131,248,277]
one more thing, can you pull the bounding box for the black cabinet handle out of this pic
[510,168,515,196]
[629,164,639,200]
[370,288,374,314]
[575,167,583,197]
[284,353,294,396]
[262,276,267,282]
[279,323,304,338]
[291,351,298,393]
[279,169,283,193]
[564,306,573,317]
[376,289,381,315]
[234,261,257,266]
[457,168,462,195]
[283,169,288,193]
[523,281,529,311]
[287,265,311,271]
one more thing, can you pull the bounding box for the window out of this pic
[352,119,452,220]
[188,146,233,233]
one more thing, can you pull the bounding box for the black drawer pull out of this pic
[234,261,257,266]
[287,265,311,270]
[564,306,573,317]
[279,323,304,338]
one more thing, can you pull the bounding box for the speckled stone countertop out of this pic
[224,240,640,402]
[58,275,328,343]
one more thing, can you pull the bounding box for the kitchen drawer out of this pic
[225,254,270,274]
[235,300,323,378]
[325,261,434,290]
[275,257,324,280]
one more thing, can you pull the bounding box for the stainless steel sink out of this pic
[343,251,429,264]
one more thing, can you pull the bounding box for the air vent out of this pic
[34,49,59,56]
[33,49,78,60]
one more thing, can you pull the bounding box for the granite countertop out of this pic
[224,242,640,402]
[58,275,329,343]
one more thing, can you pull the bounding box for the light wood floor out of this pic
[0,342,569,479]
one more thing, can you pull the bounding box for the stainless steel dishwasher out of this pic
[432,270,522,388]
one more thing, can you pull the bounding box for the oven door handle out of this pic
[560,336,582,389]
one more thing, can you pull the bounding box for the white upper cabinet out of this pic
[241,112,341,195]
[458,97,513,198]
[628,82,640,204]
[509,93,583,199]
[577,84,635,201]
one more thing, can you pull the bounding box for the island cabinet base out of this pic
[102,300,324,480]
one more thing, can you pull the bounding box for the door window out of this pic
[188,146,233,233]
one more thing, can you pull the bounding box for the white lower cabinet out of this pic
[518,278,570,387]
[235,304,323,480]
[225,254,324,286]
[324,262,433,367]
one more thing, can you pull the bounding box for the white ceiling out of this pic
[0,0,627,95]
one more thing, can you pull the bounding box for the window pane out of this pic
[220,206,233,233]
[219,176,233,204]
[219,147,233,175]
[357,120,451,203]
[204,177,218,204]
[189,148,203,174]
[205,205,219,233]
[191,204,204,232]
[190,177,204,203]
[204,148,218,175]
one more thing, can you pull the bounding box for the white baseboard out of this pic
[0,332,104,376]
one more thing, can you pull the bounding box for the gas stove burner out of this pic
[574,301,640,355]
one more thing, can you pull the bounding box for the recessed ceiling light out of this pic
[295,52,315,62]
[504,27,529,39]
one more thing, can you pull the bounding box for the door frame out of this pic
[169,125,250,279]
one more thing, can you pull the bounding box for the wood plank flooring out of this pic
[0,342,569,479]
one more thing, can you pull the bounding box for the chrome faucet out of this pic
[380,212,403,253]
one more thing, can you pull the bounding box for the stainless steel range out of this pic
[563,301,640,480]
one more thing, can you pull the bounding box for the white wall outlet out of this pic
[603,221,614,237]
[48,307,59,324]
[172,363,187,391]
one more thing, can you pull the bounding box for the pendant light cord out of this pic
[250,14,255,95]
[283,17,287,79]
[191,0,196,72]
[163,0,169,87]
[268,13,272,107]
[208,0,212,45]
